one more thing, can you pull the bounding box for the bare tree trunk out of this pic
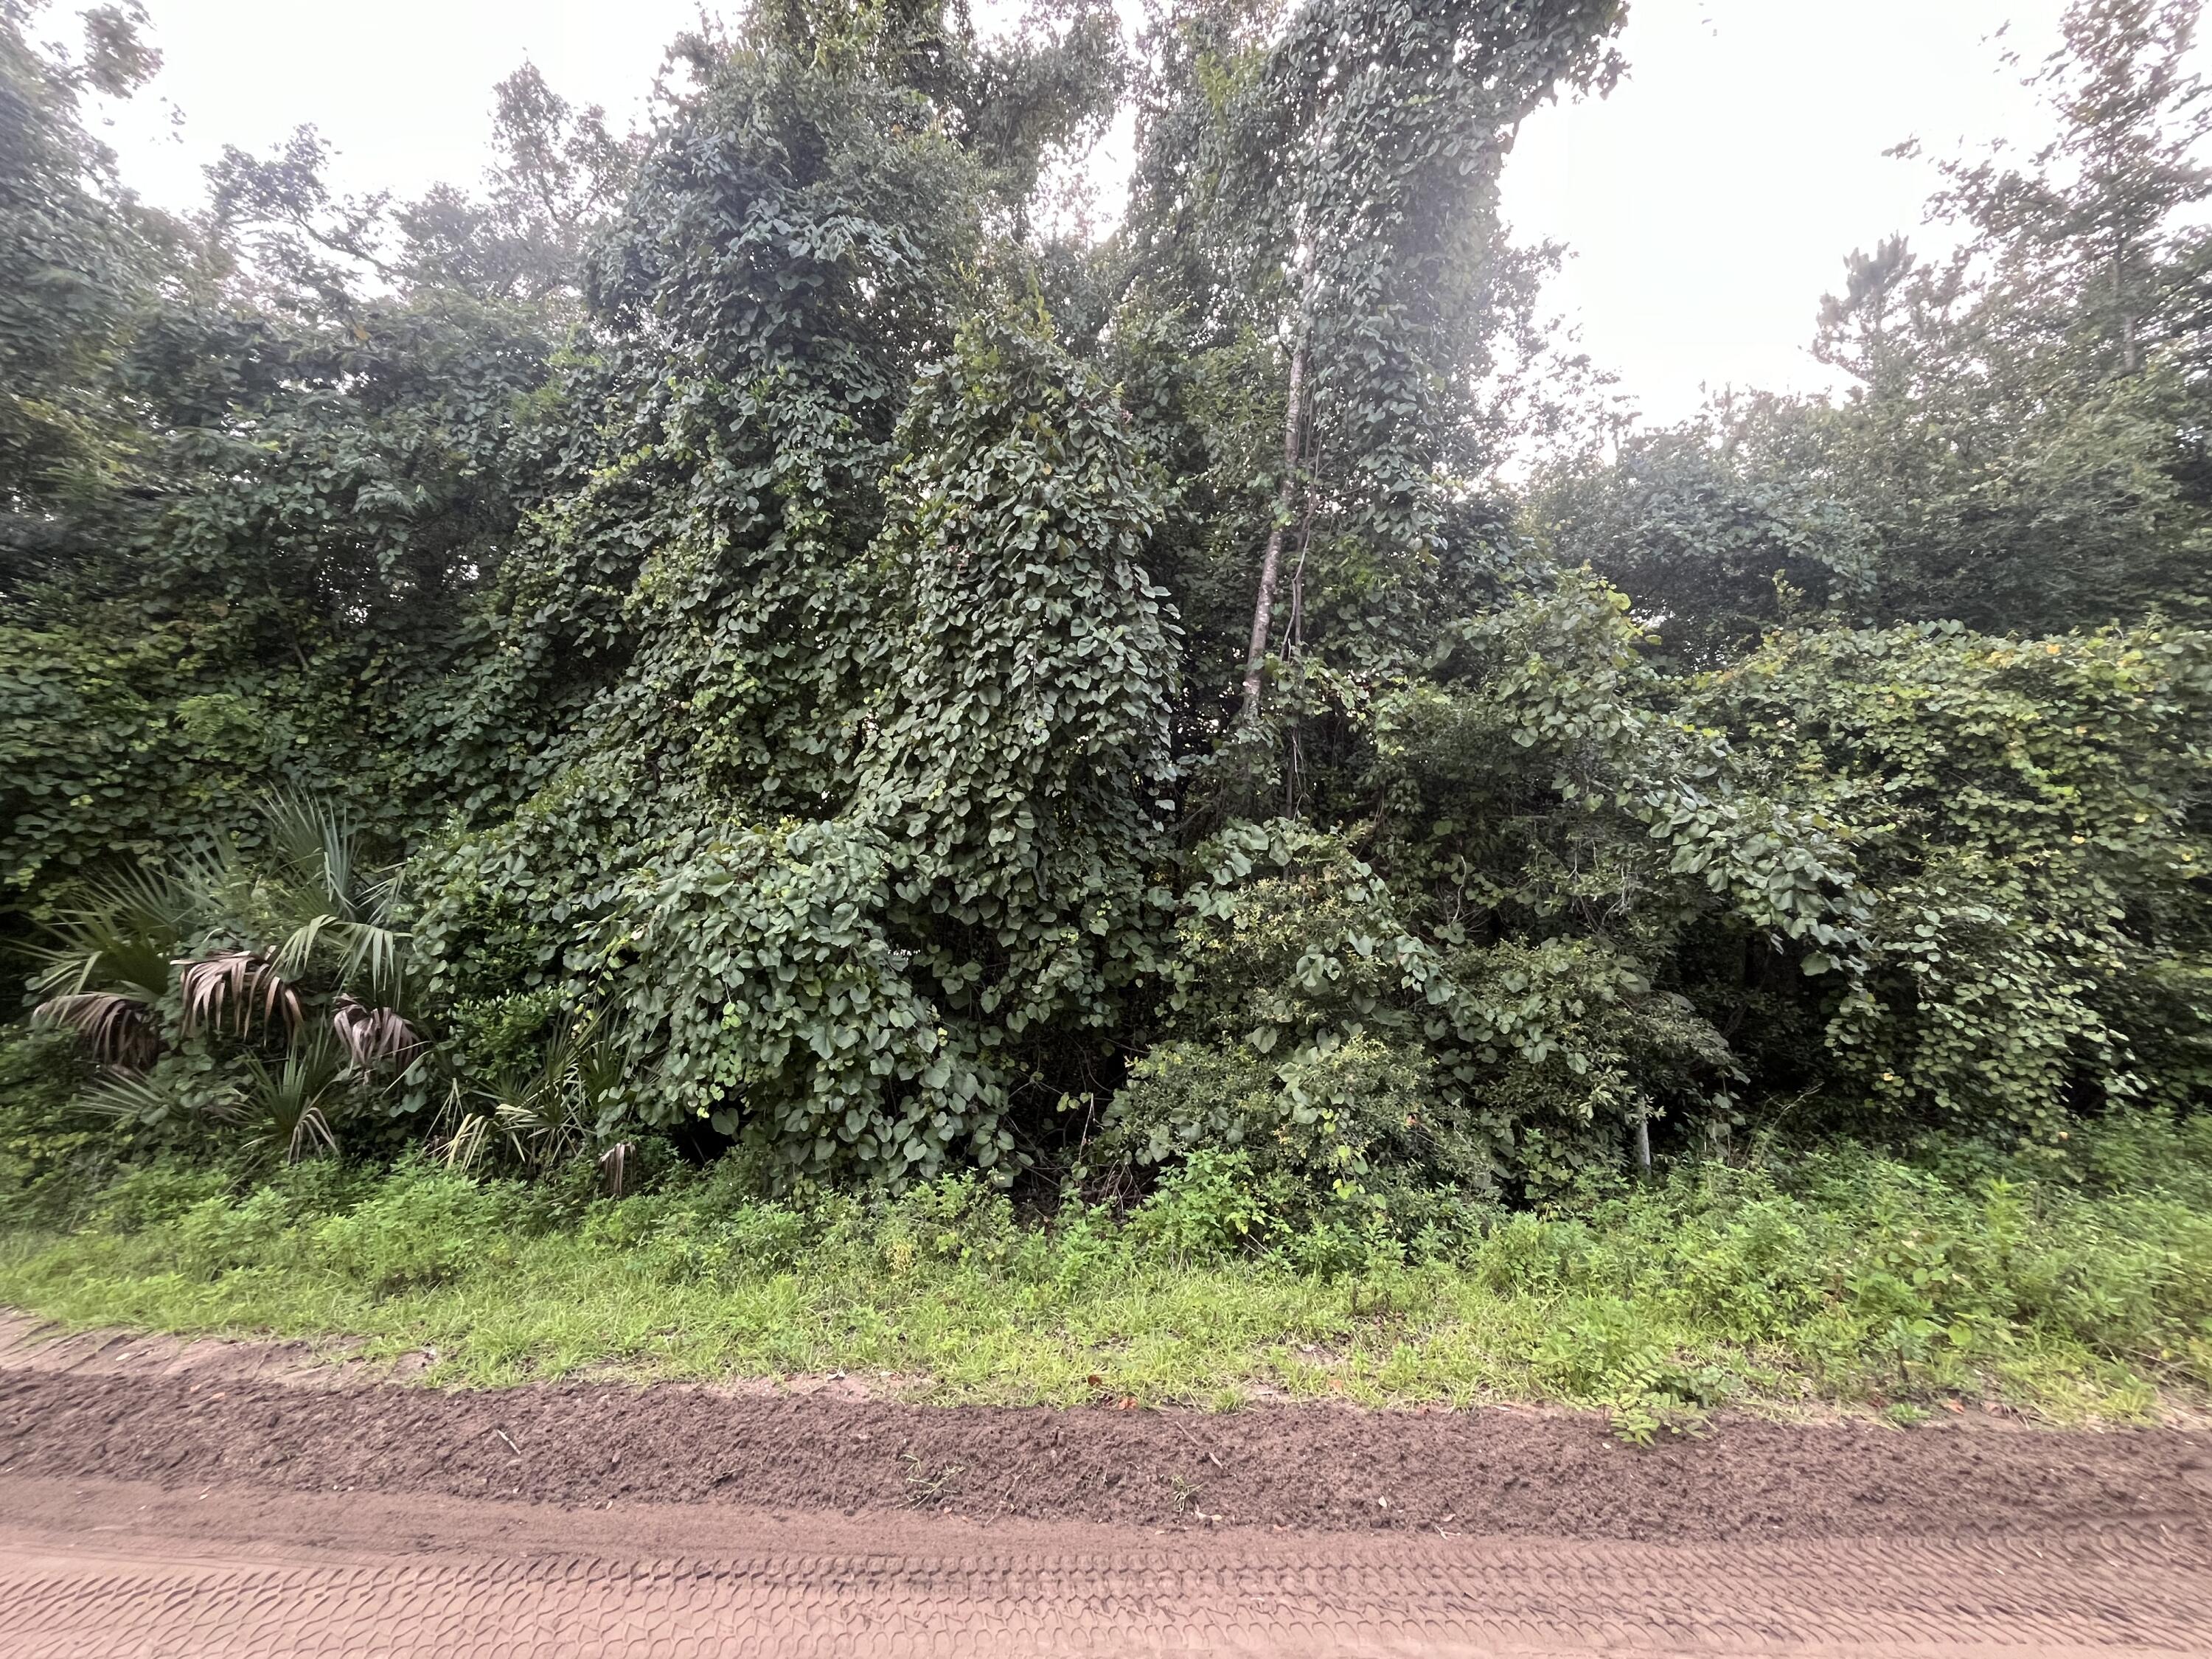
[1239,341,1308,725]
[2115,245,2143,375]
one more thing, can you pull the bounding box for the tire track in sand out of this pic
[2,1490,2206,1657]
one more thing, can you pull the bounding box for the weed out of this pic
[1124,1150,1268,1266]
[88,1164,234,1233]
[4,1112,2212,1422]
[901,1452,966,1508]
[310,1164,518,1294]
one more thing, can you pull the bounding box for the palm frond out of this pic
[338,919,408,1001]
[598,1140,635,1198]
[260,790,349,894]
[460,1009,633,1179]
[253,793,410,1001]
[275,917,408,1005]
[288,1105,338,1163]
[270,911,341,981]
[179,950,302,1040]
[575,1029,627,1113]
[330,995,425,1070]
[431,1107,501,1174]
[257,791,380,920]
[80,1066,238,1130]
[24,864,197,1001]
[32,990,161,1072]
[237,1033,349,1164]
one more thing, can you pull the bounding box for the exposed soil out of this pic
[4,1315,2211,1540]
[7,1317,2212,1655]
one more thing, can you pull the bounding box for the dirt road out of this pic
[4,1317,2210,1655]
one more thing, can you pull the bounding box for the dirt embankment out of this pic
[9,1318,2212,1656]
[4,1316,2211,1540]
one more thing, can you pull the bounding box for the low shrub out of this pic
[1122,1150,1270,1266]
[0,1026,123,1228]
[876,1173,1018,1275]
[311,1165,521,1293]
[86,1164,234,1234]
[175,1189,296,1276]
[638,1200,814,1283]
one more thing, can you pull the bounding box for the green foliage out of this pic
[1694,622,2212,1133]
[0,1023,129,1225]
[2,0,2209,1206]
[0,0,164,555]
[84,1163,232,1234]
[0,289,558,902]
[1119,0,1627,745]
[1121,1148,1272,1265]
[1542,1,2212,641]
[15,794,427,1167]
[310,1164,520,1293]
[7,1116,2212,1426]
[1530,421,1878,664]
[414,305,1182,1185]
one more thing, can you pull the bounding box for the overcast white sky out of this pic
[72,1,2090,425]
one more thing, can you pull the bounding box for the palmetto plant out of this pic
[77,1067,206,1136]
[432,1012,630,1189]
[80,1033,352,1165]
[178,950,302,1043]
[331,994,425,1069]
[33,989,162,1073]
[254,792,411,1008]
[27,794,427,1154]
[26,863,202,1071]
[233,1032,349,1163]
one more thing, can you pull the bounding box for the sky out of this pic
[1507,0,2071,422]
[69,0,2087,426]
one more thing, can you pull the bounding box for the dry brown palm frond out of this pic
[330,995,425,1071]
[31,991,160,1072]
[599,1140,634,1198]
[288,1105,338,1163]
[178,951,300,1041]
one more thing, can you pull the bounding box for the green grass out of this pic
[7,1116,2212,1436]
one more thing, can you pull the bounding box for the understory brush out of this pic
[4,1115,2211,1435]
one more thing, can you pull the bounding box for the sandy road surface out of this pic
[4,1316,2211,1655]
[4,1475,2209,1658]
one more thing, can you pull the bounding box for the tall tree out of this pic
[1117,0,1624,751]
[1806,0,2212,630]
[1541,0,2212,642]
[0,0,164,595]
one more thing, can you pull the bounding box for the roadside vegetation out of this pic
[4,0,2211,1433]
[8,1025,2211,1436]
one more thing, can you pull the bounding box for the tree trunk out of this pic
[2115,244,2143,375]
[1239,341,1308,725]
